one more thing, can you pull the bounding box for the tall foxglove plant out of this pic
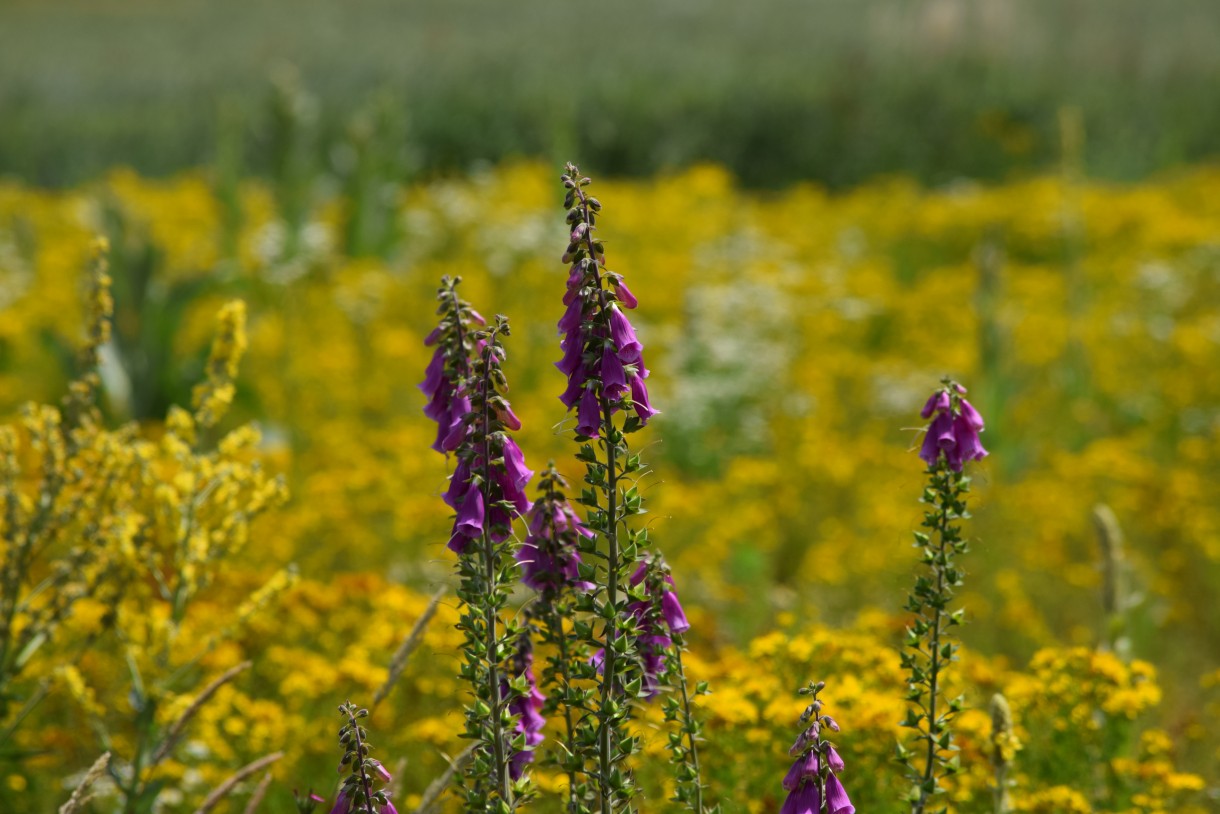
[554,164,703,812]
[423,280,535,811]
[898,380,988,813]
[519,464,595,810]
[782,682,855,814]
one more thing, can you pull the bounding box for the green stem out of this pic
[596,394,620,814]
[478,331,512,807]
[549,601,582,812]
[347,708,379,814]
[673,646,704,813]
[913,464,955,814]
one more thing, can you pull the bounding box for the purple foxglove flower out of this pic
[556,331,585,377]
[329,791,350,814]
[827,745,845,773]
[382,802,399,814]
[608,306,643,363]
[630,374,659,423]
[424,378,452,422]
[602,346,629,400]
[441,395,471,452]
[423,326,442,346]
[501,437,534,494]
[557,296,585,335]
[919,386,988,471]
[515,538,546,589]
[825,773,855,814]
[612,277,638,309]
[920,390,950,419]
[454,488,484,539]
[952,412,988,468]
[559,363,588,409]
[443,457,472,508]
[518,499,594,591]
[782,752,819,791]
[503,637,546,779]
[662,590,690,634]
[419,348,445,398]
[447,529,471,554]
[496,402,522,431]
[493,467,531,515]
[959,397,985,431]
[779,781,820,814]
[919,410,954,467]
[577,387,601,438]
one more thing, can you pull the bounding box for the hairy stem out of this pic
[479,329,512,806]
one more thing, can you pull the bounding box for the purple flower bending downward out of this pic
[918,382,988,472]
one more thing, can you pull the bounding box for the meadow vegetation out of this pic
[0,144,1217,809]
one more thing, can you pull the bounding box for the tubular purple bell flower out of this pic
[518,499,595,592]
[608,306,643,364]
[601,346,629,399]
[611,276,638,308]
[630,559,691,635]
[589,601,672,698]
[505,638,546,780]
[501,437,534,494]
[440,394,471,453]
[779,781,820,814]
[918,383,988,472]
[630,373,658,423]
[825,774,855,814]
[577,387,601,438]
[781,750,855,814]
[448,486,484,553]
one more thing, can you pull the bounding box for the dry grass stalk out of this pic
[59,751,111,814]
[192,752,283,814]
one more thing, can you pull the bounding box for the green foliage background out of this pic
[2,0,1219,188]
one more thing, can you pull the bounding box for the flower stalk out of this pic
[424,286,534,811]
[556,164,661,812]
[899,380,987,814]
[520,464,594,810]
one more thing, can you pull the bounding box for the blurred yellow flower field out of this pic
[0,160,1217,810]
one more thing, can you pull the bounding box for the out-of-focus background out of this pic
[1,1,1219,811]
[3,0,1219,188]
